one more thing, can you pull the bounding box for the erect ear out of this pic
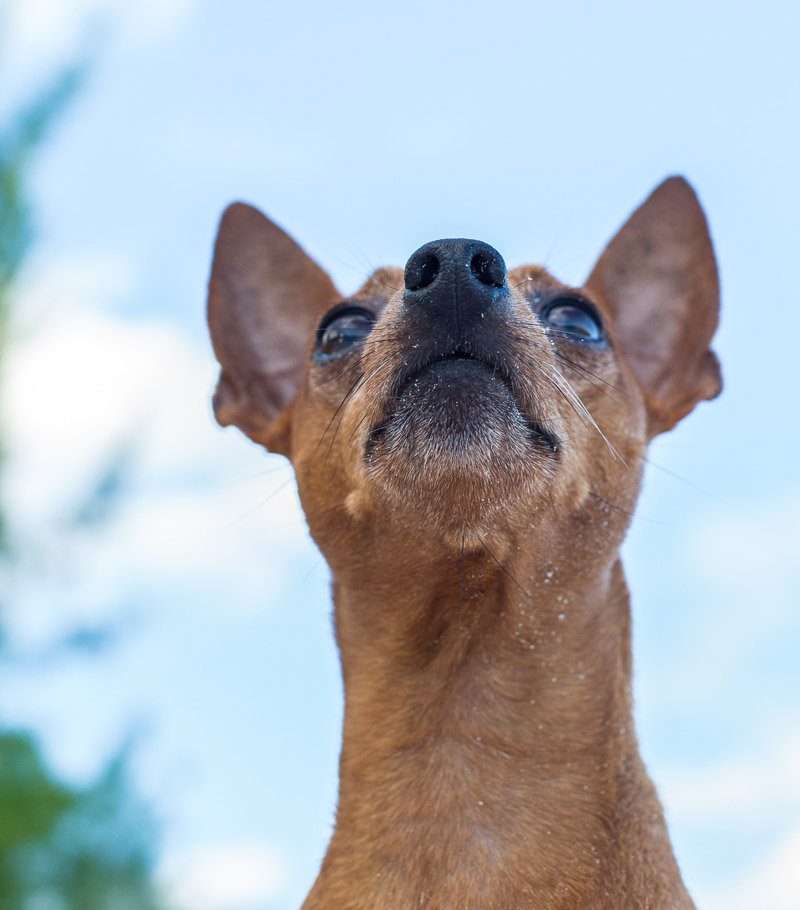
[207,203,340,456]
[586,176,722,438]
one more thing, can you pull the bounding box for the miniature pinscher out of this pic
[207,177,721,908]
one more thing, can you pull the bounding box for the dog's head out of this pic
[207,178,720,561]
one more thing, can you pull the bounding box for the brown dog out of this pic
[207,177,720,909]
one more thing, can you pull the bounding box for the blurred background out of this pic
[1,1,798,908]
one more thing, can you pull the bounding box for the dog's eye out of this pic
[316,307,375,358]
[541,298,604,342]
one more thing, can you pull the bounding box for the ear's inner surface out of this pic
[207,202,340,451]
[585,176,721,437]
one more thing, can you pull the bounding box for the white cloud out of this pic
[3,256,300,528]
[3,0,198,66]
[159,841,288,910]
[3,254,140,526]
[62,476,310,621]
[661,730,800,823]
[687,488,800,590]
[1,271,311,649]
[644,487,800,703]
[659,729,800,910]
[704,823,800,910]
[10,251,137,327]
[4,290,201,527]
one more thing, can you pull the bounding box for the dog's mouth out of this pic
[366,349,559,456]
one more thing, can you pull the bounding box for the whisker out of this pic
[476,534,530,598]
[369,276,402,293]
[553,351,626,398]
[222,475,297,530]
[549,366,625,465]
[346,411,372,450]
[509,274,546,291]
[322,357,397,464]
[459,525,466,627]
[313,358,365,388]
[317,370,365,450]
[588,492,668,525]
[640,455,719,500]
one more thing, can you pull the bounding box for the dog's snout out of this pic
[403,239,508,332]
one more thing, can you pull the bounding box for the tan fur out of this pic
[207,177,721,908]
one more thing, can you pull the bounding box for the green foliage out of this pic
[0,65,84,306]
[0,67,171,910]
[0,738,165,910]
[0,734,75,852]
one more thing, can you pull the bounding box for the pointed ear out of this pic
[586,177,722,437]
[207,203,339,455]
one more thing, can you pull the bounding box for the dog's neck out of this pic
[306,508,680,908]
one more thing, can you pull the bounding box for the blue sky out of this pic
[1,0,799,907]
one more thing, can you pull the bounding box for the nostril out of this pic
[405,251,440,291]
[469,247,506,288]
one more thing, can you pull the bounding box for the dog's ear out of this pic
[207,203,339,456]
[586,176,722,438]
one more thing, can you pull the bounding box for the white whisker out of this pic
[549,365,626,465]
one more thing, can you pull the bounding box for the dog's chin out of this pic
[364,360,558,536]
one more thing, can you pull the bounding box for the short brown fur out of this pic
[207,177,721,908]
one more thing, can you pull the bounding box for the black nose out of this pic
[403,239,508,335]
[404,239,506,292]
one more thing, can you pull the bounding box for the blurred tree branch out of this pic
[0,64,85,318]
[0,65,85,555]
[0,65,170,910]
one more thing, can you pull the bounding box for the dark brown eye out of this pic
[542,298,604,341]
[316,307,375,358]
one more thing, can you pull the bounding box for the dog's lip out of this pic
[367,349,560,454]
[393,350,504,397]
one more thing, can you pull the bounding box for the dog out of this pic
[207,176,720,908]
